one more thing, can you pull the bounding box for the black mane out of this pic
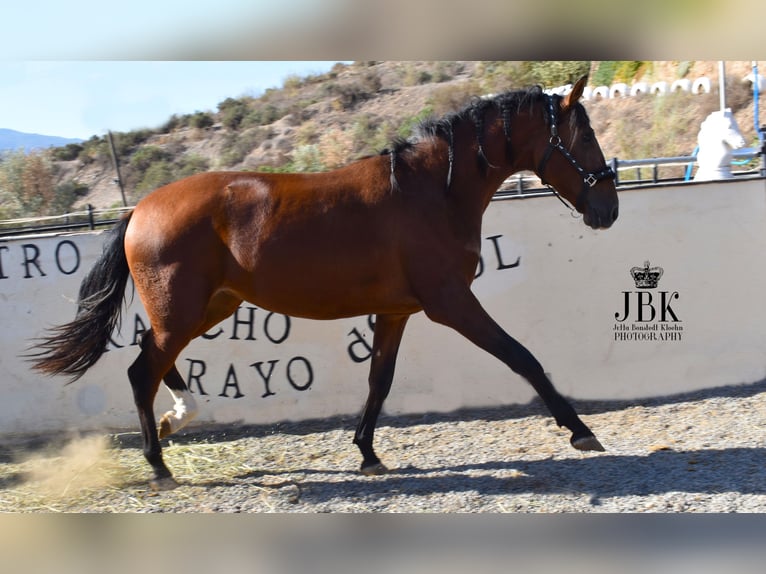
[381,85,591,191]
[416,85,549,143]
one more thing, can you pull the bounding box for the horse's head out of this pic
[698,109,746,151]
[534,76,619,230]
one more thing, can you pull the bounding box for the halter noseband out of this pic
[536,95,615,213]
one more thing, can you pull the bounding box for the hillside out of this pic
[2,60,764,217]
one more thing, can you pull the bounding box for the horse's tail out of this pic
[28,213,133,382]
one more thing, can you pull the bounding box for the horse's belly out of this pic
[229,253,420,320]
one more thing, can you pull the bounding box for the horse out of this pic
[693,108,747,181]
[29,75,618,491]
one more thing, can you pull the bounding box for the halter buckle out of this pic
[584,173,598,187]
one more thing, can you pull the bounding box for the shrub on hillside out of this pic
[397,106,435,139]
[175,154,210,178]
[326,70,383,111]
[51,181,89,213]
[317,127,355,169]
[135,161,175,197]
[613,61,646,83]
[189,111,215,129]
[218,97,251,130]
[475,61,589,93]
[242,104,282,128]
[161,114,187,132]
[220,128,272,167]
[78,135,109,165]
[113,129,156,156]
[290,144,324,172]
[523,61,591,87]
[427,81,482,115]
[130,146,171,172]
[50,143,84,162]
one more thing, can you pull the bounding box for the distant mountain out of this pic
[0,128,83,152]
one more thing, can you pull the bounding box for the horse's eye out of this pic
[583,131,594,144]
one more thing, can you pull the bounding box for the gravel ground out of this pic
[1,381,764,513]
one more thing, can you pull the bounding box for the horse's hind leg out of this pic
[128,328,185,490]
[422,283,604,452]
[353,313,410,475]
[158,366,198,439]
[157,292,242,439]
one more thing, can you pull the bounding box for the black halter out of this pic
[536,94,615,213]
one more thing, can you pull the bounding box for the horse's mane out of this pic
[381,85,591,191]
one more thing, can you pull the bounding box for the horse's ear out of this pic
[562,75,588,110]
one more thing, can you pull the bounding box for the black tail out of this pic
[28,213,133,382]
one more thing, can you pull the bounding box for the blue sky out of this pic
[2,1,348,139]
[0,61,344,140]
[3,0,334,59]
[3,1,761,141]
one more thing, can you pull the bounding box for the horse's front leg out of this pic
[353,313,410,475]
[421,282,604,452]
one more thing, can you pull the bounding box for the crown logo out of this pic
[630,260,663,289]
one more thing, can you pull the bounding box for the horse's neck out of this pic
[444,117,520,210]
[407,104,543,218]
[442,151,517,226]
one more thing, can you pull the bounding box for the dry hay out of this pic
[0,428,331,512]
[1,434,135,512]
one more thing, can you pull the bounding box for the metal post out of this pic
[760,125,766,177]
[610,157,619,186]
[87,203,95,230]
[107,131,128,207]
[754,62,763,147]
[719,61,727,111]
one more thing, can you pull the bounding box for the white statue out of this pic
[694,109,747,181]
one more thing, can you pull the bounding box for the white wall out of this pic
[2,178,765,434]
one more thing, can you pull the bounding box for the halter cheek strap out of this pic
[537,95,615,213]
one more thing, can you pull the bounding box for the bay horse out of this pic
[30,75,618,490]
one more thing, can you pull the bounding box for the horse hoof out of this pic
[157,417,173,439]
[572,435,605,452]
[149,476,179,491]
[360,462,389,476]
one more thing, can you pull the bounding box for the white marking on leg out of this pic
[161,389,198,435]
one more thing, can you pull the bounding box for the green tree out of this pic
[0,150,56,215]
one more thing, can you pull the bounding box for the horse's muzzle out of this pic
[583,202,619,230]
